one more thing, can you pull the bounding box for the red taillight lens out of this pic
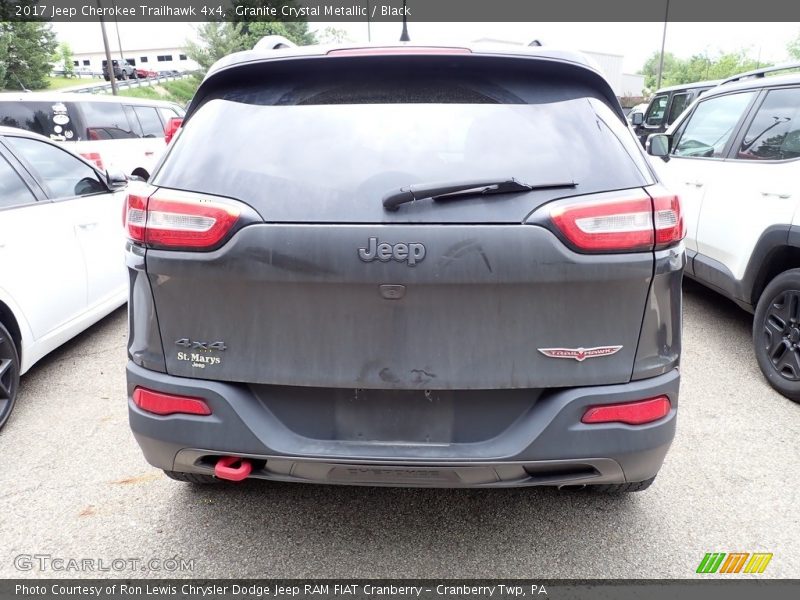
[581,396,671,425]
[132,387,211,416]
[164,117,183,144]
[653,193,685,249]
[125,189,242,250]
[80,152,104,170]
[551,196,655,252]
[549,190,684,253]
[125,193,148,242]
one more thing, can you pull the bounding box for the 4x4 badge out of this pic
[538,345,622,362]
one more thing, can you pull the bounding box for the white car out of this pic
[646,63,800,401]
[0,93,185,180]
[0,127,129,429]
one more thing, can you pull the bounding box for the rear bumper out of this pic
[127,362,679,488]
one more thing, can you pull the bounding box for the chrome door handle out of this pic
[77,222,98,229]
[761,192,791,199]
[684,181,704,188]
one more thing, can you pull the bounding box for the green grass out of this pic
[115,76,200,105]
[46,76,89,90]
[116,86,163,100]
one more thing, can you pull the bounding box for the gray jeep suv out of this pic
[125,43,685,491]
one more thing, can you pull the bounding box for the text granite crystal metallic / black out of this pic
[124,41,685,491]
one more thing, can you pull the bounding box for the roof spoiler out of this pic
[721,61,800,85]
[253,35,297,51]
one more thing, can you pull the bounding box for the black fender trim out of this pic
[691,225,794,313]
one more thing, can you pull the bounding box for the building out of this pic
[52,22,200,75]
[71,47,198,73]
[471,38,644,99]
[581,50,644,98]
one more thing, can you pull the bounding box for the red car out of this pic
[136,68,158,79]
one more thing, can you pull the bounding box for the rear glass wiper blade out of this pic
[382,178,576,211]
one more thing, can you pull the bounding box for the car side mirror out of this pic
[646,134,670,158]
[105,168,128,189]
[631,112,644,126]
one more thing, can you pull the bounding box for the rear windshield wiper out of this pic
[382,178,576,211]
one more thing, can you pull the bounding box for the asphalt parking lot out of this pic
[0,280,798,579]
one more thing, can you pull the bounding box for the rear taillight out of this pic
[133,387,211,416]
[125,188,243,250]
[80,152,104,170]
[164,117,183,144]
[581,396,671,425]
[549,190,684,253]
[653,193,684,249]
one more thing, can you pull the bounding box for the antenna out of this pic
[400,0,410,41]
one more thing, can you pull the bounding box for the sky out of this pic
[52,21,800,73]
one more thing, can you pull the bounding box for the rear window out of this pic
[154,62,650,222]
[0,101,78,141]
[79,102,138,140]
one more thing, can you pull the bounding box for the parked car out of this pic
[125,42,684,491]
[632,80,720,145]
[646,62,800,402]
[0,93,186,180]
[136,68,158,79]
[0,127,130,429]
[102,59,137,81]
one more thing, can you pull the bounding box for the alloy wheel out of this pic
[0,330,19,428]
[762,289,800,381]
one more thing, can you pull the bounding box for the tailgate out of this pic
[148,223,652,389]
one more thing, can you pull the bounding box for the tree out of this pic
[186,2,317,75]
[185,22,248,73]
[639,50,764,93]
[640,51,681,91]
[56,42,75,77]
[316,27,351,45]
[231,1,316,46]
[0,21,58,90]
[788,32,800,60]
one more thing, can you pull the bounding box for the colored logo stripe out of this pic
[744,553,773,574]
[697,553,726,573]
[696,552,772,574]
[720,553,749,573]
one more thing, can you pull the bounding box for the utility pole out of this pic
[656,0,670,90]
[98,0,118,95]
[366,0,371,42]
[112,0,125,62]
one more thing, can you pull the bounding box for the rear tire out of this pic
[0,322,21,431]
[753,269,800,403]
[582,476,656,493]
[163,470,220,484]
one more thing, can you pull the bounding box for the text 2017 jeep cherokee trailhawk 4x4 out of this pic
[125,43,685,491]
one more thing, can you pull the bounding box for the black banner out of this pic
[3,0,800,23]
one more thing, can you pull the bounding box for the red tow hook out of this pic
[214,456,252,482]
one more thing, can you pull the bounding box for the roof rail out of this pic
[721,61,800,85]
[253,35,297,51]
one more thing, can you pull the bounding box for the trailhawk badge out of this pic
[538,345,623,362]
